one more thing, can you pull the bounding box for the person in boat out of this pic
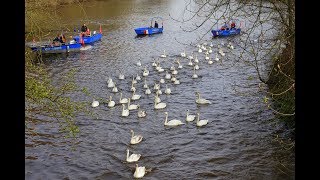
[221,22,229,30]
[60,34,66,43]
[154,21,159,28]
[230,21,236,29]
[52,34,62,45]
[81,23,91,36]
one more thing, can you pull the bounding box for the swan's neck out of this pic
[197,114,200,123]
[127,150,129,160]
[122,105,125,111]
[109,96,112,101]
[165,114,168,124]
[128,99,130,106]
[131,131,134,138]
[120,93,122,100]
[187,111,189,116]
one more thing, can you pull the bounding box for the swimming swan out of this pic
[186,109,195,122]
[180,50,186,57]
[91,99,99,108]
[126,149,141,162]
[130,129,143,145]
[164,112,184,126]
[122,104,129,117]
[165,71,171,79]
[133,164,146,178]
[108,96,115,107]
[131,89,141,100]
[137,105,147,118]
[128,98,138,110]
[195,92,211,104]
[165,85,171,95]
[196,112,208,127]
[154,100,166,109]
[160,50,167,58]
[112,82,118,92]
[119,93,128,104]
[192,66,198,79]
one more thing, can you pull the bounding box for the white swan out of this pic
[107,76,113,84]
[174,79,180,84]
[131,89,141,100]
[205,50,209,55]
[186,109,195,122]
[145,87,151,95]
[136,74,141,81]
[198,46,202,53]
[165,71,171,80]
[188,59,193,66]
[176,60,183,69]
[154,82,160,90]
[188,52,194,60]
[107,80,115,88]
[128,98,138,110]
[192,66,198,79]
[196,113,208,127]
[205,53,209,60]
[160,50,167,58]
[164,112,184,126]
[130,129,143,145]
[112,82,118,92]
[157,67,164,72]
[91,99,99,107]
[119,92,128,104]
[209,47,212,53]
[195,92,211,104]
[119,72,125,80]
[152,60,157,67]
[154,92,161,103]
[121,104,129,117]
[132,76,137,84]
[170,66,175,71]
[165,85,171,95]
[137,105,147,118]
[208,59,213,64]
[131,82,136,92]
[194,55,199,63]
[143,67,149,77]
[195,63,199,70]
[154,100,166,109]
[171,75,177,82]
[126,149,141,162]
[108,96,115,107]
[215,53,219,61]
[137,60,142,67]
[210,42,213,47]
[160,78,165,84]
[156,89,162,95]
[180,50,186,57]
[143,78,148,89]
[133,164,146,178]
[172,68,178,75]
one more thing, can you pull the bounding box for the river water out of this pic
[25,0,294,179]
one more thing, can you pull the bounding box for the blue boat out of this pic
[73,32,102,44]
[30,41,81,54]
[134,27,163,35]
[134,16,164,35]
[211,28,241,38]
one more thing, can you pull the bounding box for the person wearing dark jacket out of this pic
[81,23,88,33]
[154,21,159,28]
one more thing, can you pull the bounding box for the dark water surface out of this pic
[25,0,294,179]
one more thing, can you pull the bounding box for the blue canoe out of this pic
[211,28,241,38]
[30,42,81,54]
[73,32,102,44]
[134,27,163,35]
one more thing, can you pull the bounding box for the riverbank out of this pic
[267,43,295,138]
